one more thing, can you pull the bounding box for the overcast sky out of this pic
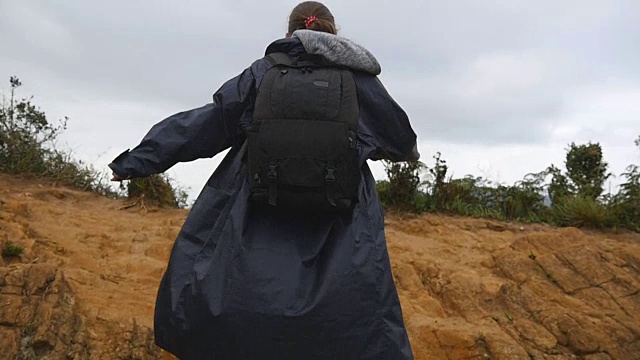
[1,0,639,200]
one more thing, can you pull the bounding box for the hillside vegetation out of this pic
[2,76,639,232]
[377,142,640,232]
[0,77,188,209]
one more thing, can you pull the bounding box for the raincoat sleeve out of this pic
[355,74,420,163]
[108,65,258,179]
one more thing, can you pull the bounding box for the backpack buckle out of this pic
[325,168,336,184]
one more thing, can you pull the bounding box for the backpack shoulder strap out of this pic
[266,52,293,66]
[341,70,360,132]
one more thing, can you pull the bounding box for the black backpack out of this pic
[244,52,361,212]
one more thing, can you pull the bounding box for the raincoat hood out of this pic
[266,30,382,75]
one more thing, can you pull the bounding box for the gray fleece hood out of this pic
[292,30,382,75]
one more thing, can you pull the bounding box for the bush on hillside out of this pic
[376,138,640,232]
[548,140,640,231]
[607,165,640,231]
[2,241,24,259]
[551,195,613,229]
[1,76,189,208]
[126,174,189,209]
[377,160,427,212]
[0,76,118,196]
[501,172,548,220]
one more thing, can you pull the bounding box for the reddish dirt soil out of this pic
[1,174,639,359]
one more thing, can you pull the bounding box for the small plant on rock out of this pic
[2,241,24,259]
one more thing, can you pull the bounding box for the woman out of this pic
[109,2,419,359]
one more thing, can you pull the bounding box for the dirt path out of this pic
[1,174,639,359]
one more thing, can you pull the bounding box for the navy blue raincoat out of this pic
[109,37,419,360]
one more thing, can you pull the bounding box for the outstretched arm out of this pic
[108,64,258,179]
[355,74,420,162]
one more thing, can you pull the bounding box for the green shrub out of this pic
[2,241,24,259]
[377,160,426,212]
[0,76,121,198]
[551,195,613,229]
[607,165,640,231]
[126,174,189,208]
[505,172,547,218]
[376,179,391,206]
[374,138,639,233]
[1,76,195,207]
[411,191,433,213]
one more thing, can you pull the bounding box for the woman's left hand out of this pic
[111,173,129,182]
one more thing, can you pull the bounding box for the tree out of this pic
[429,152,448,209]
[0,76,67,174]
[564,142,610,199]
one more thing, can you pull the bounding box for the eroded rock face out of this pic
[389,216,640,360]
[1,265,81,358]
[0,264,161,360]
[0,175,181,359]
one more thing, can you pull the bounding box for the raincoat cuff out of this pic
[108,149,132,178]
